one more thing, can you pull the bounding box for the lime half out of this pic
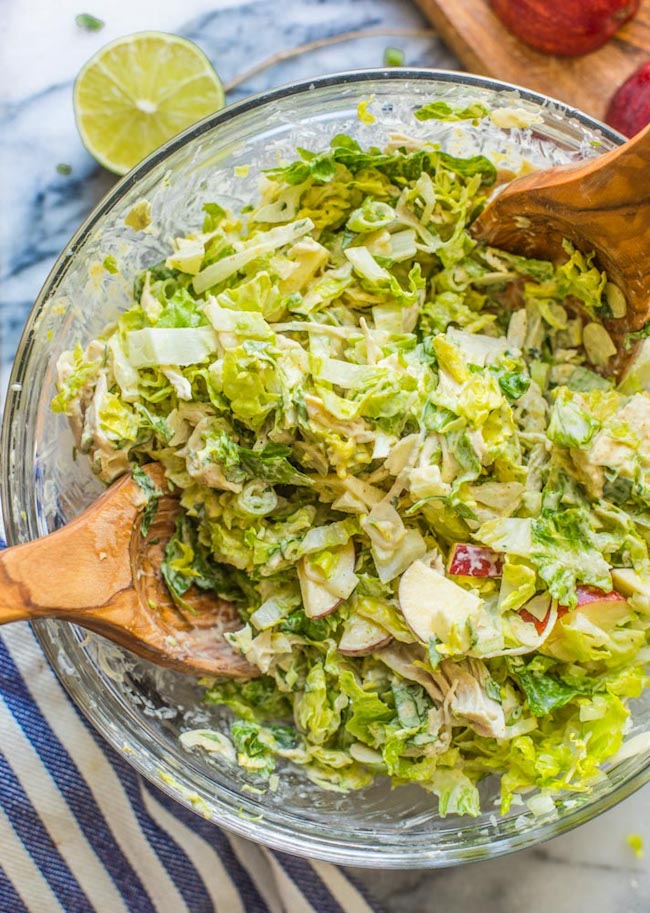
[74,31,225,175]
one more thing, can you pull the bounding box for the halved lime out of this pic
[74,31,225,175]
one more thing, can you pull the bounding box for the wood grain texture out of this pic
[471,122,650,374]
[0,464,256,677]
[415,0,650,121]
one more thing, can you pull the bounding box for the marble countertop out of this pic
[1,1,649,910]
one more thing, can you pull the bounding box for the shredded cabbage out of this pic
[54,123,650,818]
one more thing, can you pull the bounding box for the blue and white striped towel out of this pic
[0,551,383,913]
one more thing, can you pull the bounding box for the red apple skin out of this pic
[575,584,626,607]
[606,62,650,137]
[490,0,639,57]
[448,543,504,578]
[338,633,393,657]
[519,585,625,633]
[306,597,342,620]
[519,604,567,635]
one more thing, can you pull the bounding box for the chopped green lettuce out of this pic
[339,670,395,743]
[414,101,490,123]
[531,510,612,606]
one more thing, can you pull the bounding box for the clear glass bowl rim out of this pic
[3,67,646,869]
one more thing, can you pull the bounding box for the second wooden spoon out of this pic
[471,122,650,373]
[0,463,257,678]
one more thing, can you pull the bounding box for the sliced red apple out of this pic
[611,567,650,599]
[349,743,384,764]
[297,576,341,619]
[372,528,426,584]
[519,596,566,635]
[338,613,392,656]
[322,539,358,599]
[519,584,627,634]
[448,543,504,578]
[398,559,482,646]
[574,584,623,606]
[519,605,562,635]
[298,540,358,619]
[573,584,629,627]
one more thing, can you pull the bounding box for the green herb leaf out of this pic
[496,368,530,400]
[547,390,600,449]
[56,163,72,175]
[75,13,105,31]
[205,678,292,723]
[603,472,634,505]
[508,659,580,716]
[230,721,277,778]
[202,201,227,232]
[567,366,612,393]
[280,610,336,642]
[102,255,119,274]
[161,515,245,603]
[427,637,442,670]
[134,403,171,443]
[484,676,502,704]
[131,464,162,537]
[384,47,405,67]
[214,435,314,488]
[625,319,650,349]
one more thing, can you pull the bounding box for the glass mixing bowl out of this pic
[3,69,649,868]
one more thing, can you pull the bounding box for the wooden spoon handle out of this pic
[0,473,146,624]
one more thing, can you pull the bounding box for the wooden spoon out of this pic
[471,123,650,374]
[0,463,257,678]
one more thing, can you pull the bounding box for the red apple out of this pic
[490,0,639,57]
[297,576,341,620]
[519,584,626,633]
[338,614,392,656]
[448,543,504,578]
[519,604,567,635]
[399,559,483,646]
[575,584,626,608]
[611,567,650,598]
[298,540,358,619]
[573,584,629,627]
[606,61,650,137]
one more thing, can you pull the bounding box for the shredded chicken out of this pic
[162,367,193,401]
[181,418,242,492]
[83,373,130,482]
[433,658,506,739]
[56,339,106,445]
[377,644,451,752]
[377,643,443,703]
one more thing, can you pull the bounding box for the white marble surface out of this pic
[1,1,649,910]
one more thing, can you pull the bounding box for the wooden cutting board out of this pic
[415,0,650,122]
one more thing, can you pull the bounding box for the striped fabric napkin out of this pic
[0,556,382,913]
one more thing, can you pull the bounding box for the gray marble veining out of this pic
[354,789,649,912]
[1,1,649,909]
[0,0,453,394]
